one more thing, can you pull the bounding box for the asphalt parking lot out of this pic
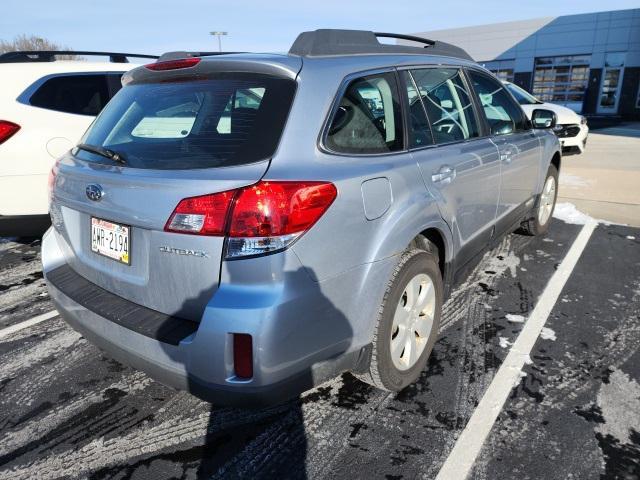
[1,203,639,479]
[1,122,640,480]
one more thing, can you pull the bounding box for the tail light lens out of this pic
[0,121,20,145]
[47,160,59,204]
[165,191,235,235]
[164,181,337,258]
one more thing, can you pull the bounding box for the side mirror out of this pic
[531,109,557,129]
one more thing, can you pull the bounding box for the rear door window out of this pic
[77,74,296,170]
[29,74,111,116]
[325,72,403,154]
[409,68,479,145]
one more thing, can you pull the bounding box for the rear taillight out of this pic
[47,161,58,204]
[144,57,201,71]
[164,181,337,258]
[0,121,20,145]
[165,190,235,235]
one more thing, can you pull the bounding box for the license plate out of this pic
[91,217,130,265]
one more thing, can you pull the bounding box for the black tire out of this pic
[519,163,558,236]
[356,248,443,392]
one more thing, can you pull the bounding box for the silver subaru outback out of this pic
[43,30,561,406]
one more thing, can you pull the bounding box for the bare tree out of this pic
[0,34,79,59]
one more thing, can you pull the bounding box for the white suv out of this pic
[503,81,589,154]
[0,51,157,236]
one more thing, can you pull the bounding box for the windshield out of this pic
[76,74,296,170]
[504,82,542,106]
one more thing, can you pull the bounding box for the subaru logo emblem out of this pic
[86,184,104,202]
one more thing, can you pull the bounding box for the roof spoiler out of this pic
[0,51,159,63]
[288,29,473,61]
[156,51,244,62]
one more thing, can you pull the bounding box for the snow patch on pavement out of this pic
[596,369,640,444]
[484,250,520,278]
[506,314,526,323]
[540,327,557,341]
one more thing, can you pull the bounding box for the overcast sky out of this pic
[3,0,639,56]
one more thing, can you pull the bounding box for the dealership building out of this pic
[402,8,640,119]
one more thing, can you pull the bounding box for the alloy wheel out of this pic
[538,175,556,226]
[390,273,436,371]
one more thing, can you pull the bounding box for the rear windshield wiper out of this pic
[76,143,127,165]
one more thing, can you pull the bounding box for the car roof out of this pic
[132,29,480,84]
[127,51,484,88]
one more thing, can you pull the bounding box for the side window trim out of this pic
[394,69,412,153]
[403,70,435,148]
[319,67,406,157]
[462,68,491,138]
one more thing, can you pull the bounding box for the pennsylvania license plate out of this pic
[90,217,130,265]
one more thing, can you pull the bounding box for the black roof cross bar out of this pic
[0,51,159,64]
[288,29,473,61]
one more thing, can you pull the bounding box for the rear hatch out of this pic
[50,57,299,321]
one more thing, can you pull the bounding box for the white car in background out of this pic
[0,51,157,237]
[503,81,589,154]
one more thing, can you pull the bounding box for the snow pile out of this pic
[552,203,594,225]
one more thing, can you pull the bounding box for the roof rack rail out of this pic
[288,29,473,61]
[0,51,159,64]
[157,51,244,62]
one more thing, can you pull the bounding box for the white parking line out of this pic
[0,310,59,340]
[436,219,598,480]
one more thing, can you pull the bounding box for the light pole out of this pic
[209,31,228,52]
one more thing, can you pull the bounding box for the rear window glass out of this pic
[77,74,296,170]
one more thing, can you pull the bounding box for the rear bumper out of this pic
[47,280,366,406]
[42,228,380,407]
[0,214,50,237]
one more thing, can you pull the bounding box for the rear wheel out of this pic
[520,164,558,236]
[357,248,442,392]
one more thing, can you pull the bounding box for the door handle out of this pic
[432,165,456,184]
[501,149,513,163]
